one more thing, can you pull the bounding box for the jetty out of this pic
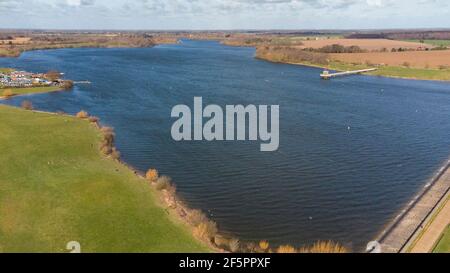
[73,81,91,84]
[320,68,377,79]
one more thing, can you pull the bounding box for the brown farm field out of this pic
[330,50,450,69]
[296,38,432,51]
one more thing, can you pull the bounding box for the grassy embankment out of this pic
[0,86,65,99]
[0,104,209,252]
[256,46,450,81]
[325,62,450,81]
[404,39,450,47]
[433,226,450,253]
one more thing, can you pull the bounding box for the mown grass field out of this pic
[0,68,14,73]
[1,86,64,98]
[433,226,450,253]
[404,39,450,47]
[0,105,209,253]
[326,62,450,81]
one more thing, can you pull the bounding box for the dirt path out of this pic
[409,197,450,253]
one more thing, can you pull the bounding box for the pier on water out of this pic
[73,81,91,84]
[320,68,377,79]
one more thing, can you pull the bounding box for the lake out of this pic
[1,40,450,251]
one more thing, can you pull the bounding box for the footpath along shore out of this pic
[377,159,450,253]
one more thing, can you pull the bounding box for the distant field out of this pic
[0,37,31,45]
[404,39,450,47]
[0,105,208,252]
[297,39,432,51]
[323,61,450,81]
[433,226,450,253]
[330,50,450,69]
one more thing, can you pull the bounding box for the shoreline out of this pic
[255,56,450,83]
[0,40,179,59]
[376,158,450,253]
[4,39,449,83]
[0,86,67,100]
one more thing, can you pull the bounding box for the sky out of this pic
[0,0,449,30]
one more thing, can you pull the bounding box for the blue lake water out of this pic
[1,40,450,251]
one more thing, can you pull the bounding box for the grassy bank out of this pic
[403,39,450,47]
[433,226,450,253]
[1,86,65,99]
[0,105,209,253]
[326,62,450,81]
[0,68,14,73]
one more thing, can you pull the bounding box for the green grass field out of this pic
[1,86,64,98]
[326,62,450,81]
[403,39,450,48]
[0,105,209,253]
[0,68,14,73]
[433,226,450,253]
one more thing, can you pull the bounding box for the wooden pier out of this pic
[320,68,377,79]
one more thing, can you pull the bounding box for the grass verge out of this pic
[433,226,450,253]
[1,86,64,99]
[284,60,450,81]
[0,104,209,253]
[326,62,450,81]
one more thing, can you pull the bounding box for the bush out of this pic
[228,238,240,253]
[111,148,121,160]
[2,89,13,98]
[100,127,115,155]
[315,44,365,53]
[100,145,112,155]
[213,235,230,249]
[21,100,33,110]
[259,240,270,252]
[101,127,115,146]
[146,169,159,182]
[403,62,411,68]
[187,209,208,226]
[256,46,329,65]
[76,110,89,119]
[62,80,74,90]
[45,70,61,81]
[88,116,99,123]
[299,241,349,253]
[193,220,218,242]
[245,242,258,253]
[155,175,172,191]
[276,245,296,253]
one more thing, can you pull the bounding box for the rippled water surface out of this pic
[2,40,450,250]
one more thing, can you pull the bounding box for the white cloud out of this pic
[0,0,448,29]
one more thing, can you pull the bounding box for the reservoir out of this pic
[1,40,450,251]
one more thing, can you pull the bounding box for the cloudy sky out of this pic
[0,0,449,30]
